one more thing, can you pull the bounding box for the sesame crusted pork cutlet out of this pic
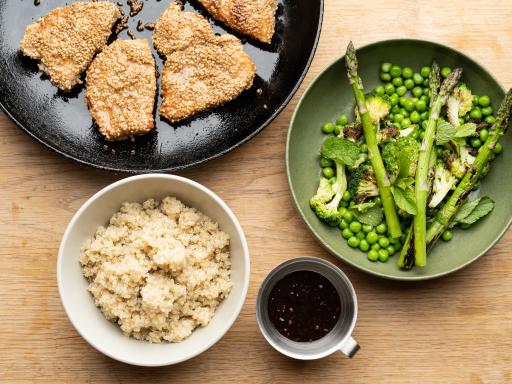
[85,39,157,141]
[153,3,256,123]
[19,1,120,92]
[197,0,278,44]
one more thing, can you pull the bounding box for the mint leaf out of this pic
[391,186,417,215]
[458,197,495,226]
[351,206,383,226]
[455,123,477,138]
[436,119,456,145]
[321,137,361,166]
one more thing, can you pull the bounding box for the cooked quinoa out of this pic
[79,197,232,343]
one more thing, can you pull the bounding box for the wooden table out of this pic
[2,0,512,382]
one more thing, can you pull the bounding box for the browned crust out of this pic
[19,1,121,92]
[197,0,277,44]
[153,3,256,123]
[85,39,157,141]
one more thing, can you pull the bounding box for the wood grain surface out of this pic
[1,0,512,382]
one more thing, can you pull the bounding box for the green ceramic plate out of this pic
[287,39,511,280]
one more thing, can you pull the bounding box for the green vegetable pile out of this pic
[310,41,512,269]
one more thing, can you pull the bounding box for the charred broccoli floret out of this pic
[342,121,363,142]
[377,125,400,144]
[447,84,473,127]
[428,163,457,208]
[348,164,379,203]
[310,137,360,225]
[365,93,392,124]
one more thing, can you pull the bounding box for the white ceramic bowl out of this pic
[57,174,250,366]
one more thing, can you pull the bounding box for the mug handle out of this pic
[339,336,360,358]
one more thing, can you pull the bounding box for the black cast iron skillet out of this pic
[0,0,323,172]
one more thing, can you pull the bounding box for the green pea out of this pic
[481,106,493,116]
[338,206,347,215]
[334,125,342,135]
[378,249,389,262]
[464,113,470,122]
[340,200,348,208]
[419,94,429,102]
[371,243,381,251]
[411,130,420,140]
[386,245,395,255]
[322,167,334,178]
[339,219,349,229]
[360,143,368,153]
[342,190,351,202]
[415,100,427,112]
[347,236,360,248]
[359,239,370,252]
[320,158,333,167]
[470,109,482,120]
[394,113,404,123]
[423,79,429,87]
[441,230,453,241]
[470,138,482,148]
[356,232,365,240]
[420,66,430,77]
[381,62,392,73]
[376,223,387,234]
[458,118,465,126]
[479,129,489,142]
[390,93,400,106]
[367,249,379,261]
[423,88,431,97]
[412,86,423,98]
[322,122,334,134]
[401,118,411,128]
[343,211,354,223]
[410,111,421,123]
[366,231,379,244]
[384,83,395,95]
[441,67,452,78]
[400,108,409,117]
[336,114,348,126]
[342,228,354,239]
[478,95,491,107]
[375,85,385,95]
[390,65,402,77]
[396,86,407,96]
[378,237,390,247]
[349,221,362,233]
[392,77,403,87]
[473,95,480,105]
[362,224,373,234]
[420,130,425,140]
[485,116,496,124]
[391,105,401,114]
[420,111,429,121]
[404,99,415,111]
[413,73,424,85]
[493,142,503,154]
[402,67,413,79]
[404,78,415,89]
[380,72,392,82]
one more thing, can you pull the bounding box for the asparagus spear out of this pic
[426,88,512,248]
[413,65,462,266]
[345,42,402,238]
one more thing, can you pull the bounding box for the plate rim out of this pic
[286,37,511,281]
[0,0,324,173]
